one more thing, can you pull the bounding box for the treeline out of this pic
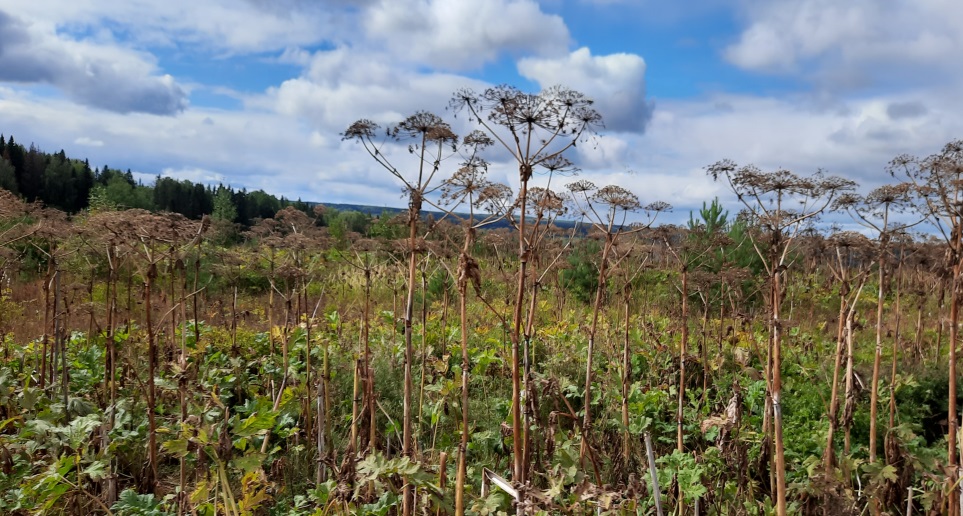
[0,134,320,226]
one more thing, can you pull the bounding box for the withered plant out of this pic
[821,230,873,475]
[122,209,196,493]
[707,161,854,516]
[437,131,512,515]
[343,112,458,515]
[889,139,963,512]
[450,85,601,490]
[567,180,668,481]
[835,184,921,499]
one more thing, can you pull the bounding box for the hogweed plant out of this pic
[344,111,458,516]
[707,161,854,516]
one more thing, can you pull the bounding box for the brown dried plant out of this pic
[567,180,668,475]
[888,139,963,511]
[707,160,854,516]
[450,85,601,488]
[344,111,459,515]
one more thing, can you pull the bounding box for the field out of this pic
[1,90,962,515]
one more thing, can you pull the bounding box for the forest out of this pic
[0,85,962,515]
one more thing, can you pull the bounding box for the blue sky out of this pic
[1,0,962,221]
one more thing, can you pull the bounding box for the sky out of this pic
[1,0,962,222]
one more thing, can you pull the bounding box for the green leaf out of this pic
[162,438,190,458]
[231,452,265,474]
[232,408,277,438]
[111,488,174,515]
[20,387,41,411]
[83,460,108,482]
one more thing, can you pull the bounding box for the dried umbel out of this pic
[890,139,963,231]
[0,191,40,246]
[440,162,492,205]
[526,187,566,218]
[568,180,669,232]
[341,119,379,140]
[394,112,457,145]
[828,231,873,258]
[593,185,641,212]
[450,85,600,175]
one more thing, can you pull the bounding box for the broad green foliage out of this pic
[560,239,600,304]
[112,489,173,516]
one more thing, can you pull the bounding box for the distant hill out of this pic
[315,202,582,231]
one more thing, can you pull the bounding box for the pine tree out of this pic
[212,187,237,222]
[0,159,17,194]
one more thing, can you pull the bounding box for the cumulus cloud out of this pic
[887,101,927,120]
[363,0,569,70]
[11,0,346,54]
[573,134,629,170]
[518,47,653,133]
[159,166,226,185]
[0,11,187,114]
[632,91,963,208]
[74,136,104,147]
[264,47,489,131]
[725,0,963,85]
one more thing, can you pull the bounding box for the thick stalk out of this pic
[580,236,611,464]
[888,257,904,431]
[455,246,471,516]
[772,268,787,516]
[521,276,540,479]
[948,255,960,516]
[914,301,924,362]
[936,282,946,365]
[645,432,664,516]
[303,283,313,447]
[106,256,118,505]
[418,268,428,457]
[366,268,376,454]
[621,297,631,473]
[402,197,420,516]
[677,267,688,453]
[170,258,177,371]
[824,276,848,472]
[869,260,886,467]
[843,292,858,459]
[325,324,333,460]
[40,261,50,390]
[145,262,158,492]
[510,174,529,484]
[676,267,689,513]
[178,261,188,515]
[351,348,360,451]
[193,256,200,347]
[53,268,64,418]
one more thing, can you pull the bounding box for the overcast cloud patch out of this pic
[0,10,187,115]
[887,101,927,120]
[518,48,654,134]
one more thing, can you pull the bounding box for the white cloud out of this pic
[0,11,187,114]
[573,134,629,170]
[726,0,963,85]
[606,89,963,216]
[159,166,226,185]
[363,0,569,70]
[263,47,490,132]
[518,47,653,133]
[9,0,347,54]
[74,136,104,147]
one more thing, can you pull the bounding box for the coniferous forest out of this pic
[2,86,963,515]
